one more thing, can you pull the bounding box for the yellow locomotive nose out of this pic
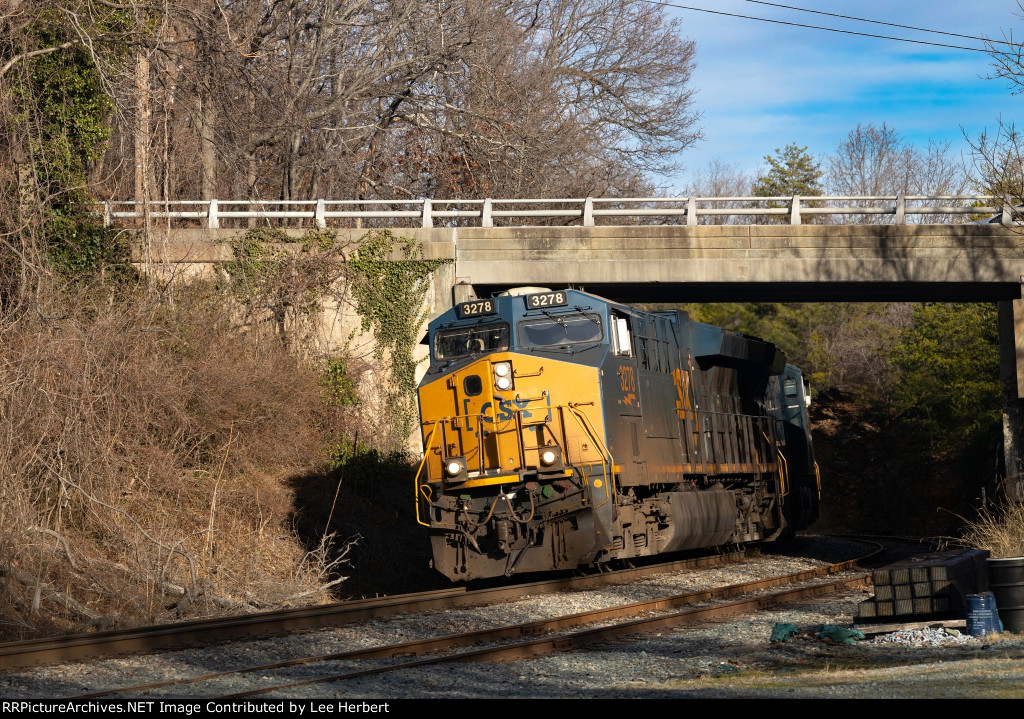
[418,352,595,488]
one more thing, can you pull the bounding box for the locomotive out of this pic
[414,288,820,581]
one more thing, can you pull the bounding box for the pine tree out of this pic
[752,143,823,197]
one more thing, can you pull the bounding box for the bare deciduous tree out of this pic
[682,159,752,225]
[825,123,969,223]
[967,120,1024,204]
[88,0,700,208]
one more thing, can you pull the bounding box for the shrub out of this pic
[0,280,357,638]
[961,503,1024,559]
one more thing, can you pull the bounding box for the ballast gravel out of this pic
[4,541,1024,700]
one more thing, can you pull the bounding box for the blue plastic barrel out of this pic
[966,592,1002,637]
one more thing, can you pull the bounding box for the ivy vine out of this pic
[12,9,133,279]
[221,228,289,293]
[220,227,449,447]
[348,230,449,443]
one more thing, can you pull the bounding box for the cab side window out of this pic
[784,377,798,398]
[610,314,633,357]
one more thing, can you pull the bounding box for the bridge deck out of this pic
[452,225,1024,302]
[139,223,1024,302]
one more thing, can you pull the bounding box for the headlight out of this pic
[443,457,467,482]
[538,446,562,472]
[493,362,513,391]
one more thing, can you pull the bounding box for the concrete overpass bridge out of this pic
[109,194,1024,496]
[446,222,1024,304]
[107,194,1024,302]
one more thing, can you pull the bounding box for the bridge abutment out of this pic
[1000,299,1024,503]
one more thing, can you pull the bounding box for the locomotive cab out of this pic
[419,289,606,488]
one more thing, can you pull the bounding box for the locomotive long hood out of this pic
[694,332,786,374]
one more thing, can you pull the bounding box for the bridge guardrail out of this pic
[97,195,1023,230]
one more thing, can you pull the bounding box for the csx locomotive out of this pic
[415,288,819,581]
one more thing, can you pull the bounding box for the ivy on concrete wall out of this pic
[349,230,448,444]
[222,227,350,348]
[221,227,448,448]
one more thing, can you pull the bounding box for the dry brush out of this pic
[0,280,364,639]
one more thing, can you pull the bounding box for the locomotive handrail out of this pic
[512,410,528,469]
[776,439,790,499]
[566,403,615,511]
[414,419,444,528]
[760,426,793,536]
[418,408,574,480]
[565,406,611,510]
[96,194,1024,229]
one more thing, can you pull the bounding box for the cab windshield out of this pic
[518,313,603,347]
[434,323,510,359]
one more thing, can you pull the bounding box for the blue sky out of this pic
[665,1,1021,191]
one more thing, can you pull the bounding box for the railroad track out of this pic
[46,547,874,699]
[0,550,757,671]
[0,538,879,698]
[215,559,869,700]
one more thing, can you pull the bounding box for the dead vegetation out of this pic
[0,279,370,640]
[960,502,1024,559]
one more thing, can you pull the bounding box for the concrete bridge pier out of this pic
[452,281,478,305]
[1000,299,1024,503]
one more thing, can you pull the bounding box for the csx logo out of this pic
[463,397,548,437]
[480,397,533,421]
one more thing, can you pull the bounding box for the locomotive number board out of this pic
[525,291,568,309]
[457,299,497,318]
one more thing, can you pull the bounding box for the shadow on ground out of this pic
[287,452,449,598]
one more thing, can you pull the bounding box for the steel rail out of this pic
[0,587,462,670]
[0,552,754,671]
[220,562,871,699]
